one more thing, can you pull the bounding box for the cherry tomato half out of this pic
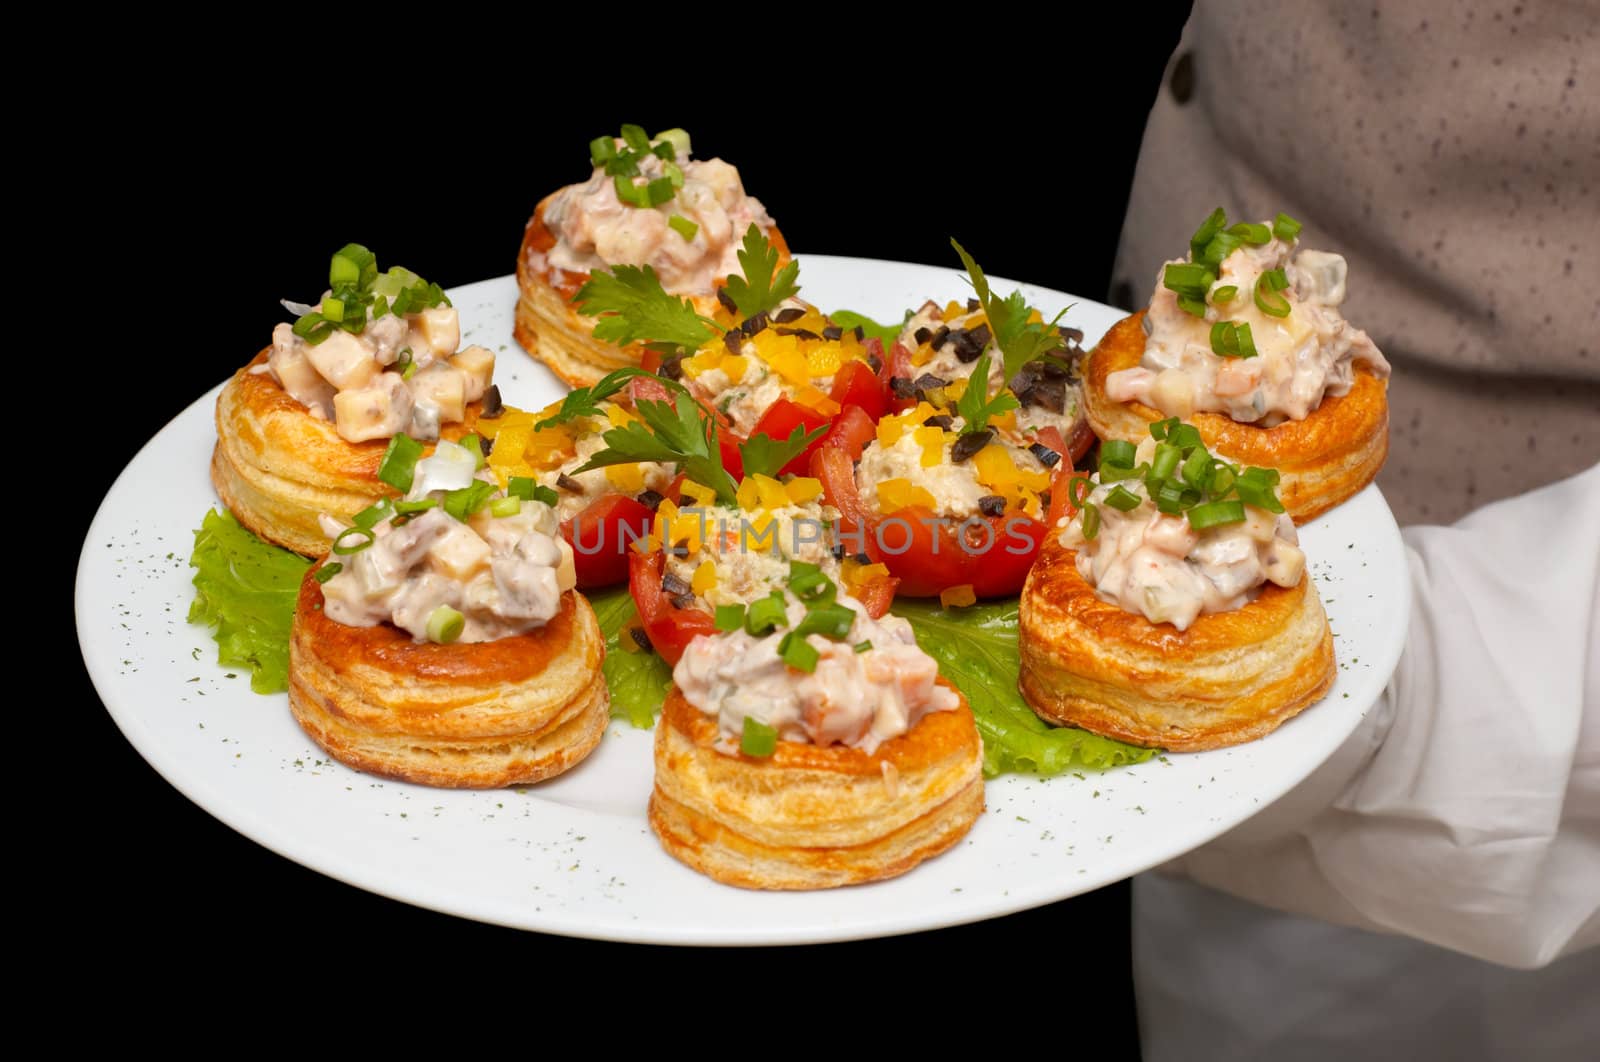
[627,550,717,666]
[563,494,655,589]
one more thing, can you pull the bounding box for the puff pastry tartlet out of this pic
[1019,422,1335,751]
[212,245,496,556]
[649,589,982,889]
[514,124,788,387]
[1084,211,1390,522]
[288,439,606,787]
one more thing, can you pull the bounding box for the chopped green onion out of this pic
[645,177,676,206]
[1263,268,1290,291]
[1149,443,1181,483]
[1069,474,1095,508]
[740,716,778,757]
[795,602,855,641]
[352,499,395,529]
[619,124,650,152]
[314,562,342,584]
[330,243,376,289]
[394,498,438,515]
[1099,461,1149,484]
[490,496,521,518]
[378,433,423,492]
[331,527,374,555]
[426,605,464,645]
[1234,322,1257,358]
[613,175,646,206]
[654,128,692,158]
[1273,212,1302,241]
[1155,480,1192,514]
[650,140,676,162]
[1104,485,1142,512]
[459,433,486,469]
[1235,468,1286,513]
[1081,503,1101,540]
[1176,294,1208,318]
[1100,439,1137,469]
[320,295,346,323]
[1228,222,1272,245]
[1209,463,1237,496]
[663,161,684,188]
[1163,263,1212,296]
[853,640,872,653]
[534,485,559,507]
[788,562,836,604]
[778,631,820,673]
[1199,231,1241,270]
[744,592,787,636]
[589,135,617,164]
[668,215,698,242]
[1189,207,1227,262]
[1168,423,1203,451]
[1210,320,1233,356]
[1181,448,1214,488]
[442,481,496,521]
[1149,417,1179,441]
[714,604,747,632]
[1187,499,1247,530]
[507,476,535,501]
[371,295,390,320]
[1254,273,1291,318]
[1211,284,1238,304]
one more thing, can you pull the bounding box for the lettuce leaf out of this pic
[187,509,311,694]
[587,586,673,729]
[890,598,1155,777]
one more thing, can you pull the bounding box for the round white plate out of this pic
[77,256,1409,945]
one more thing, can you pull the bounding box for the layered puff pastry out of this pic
[514,125,786,387]
[1018,536,1335,752]
[1085,312,1388,523]
[288,571,608,788]
[649,683,983,890]
[211,352,483,557]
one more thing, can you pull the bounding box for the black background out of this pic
[72,15,1188,1034]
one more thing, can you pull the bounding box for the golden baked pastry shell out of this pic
[1084,311,1388,522]
[288,572,608,788]
[649,682,983,890]
[1018,537,1335,751]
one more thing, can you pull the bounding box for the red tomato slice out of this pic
[563,494,654,589]
[751,397,833,476]
[828,359,885,421]
[810,447,881,563]
[871,504,974,598]
[818,405,876,462]
[627,550,716,666]
[967,515,1049,598]
[719,429,745,481]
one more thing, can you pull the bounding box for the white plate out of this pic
[77,256,1409,945]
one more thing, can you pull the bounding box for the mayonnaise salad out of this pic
[1106,214,1390,426]
[317,439,576,644]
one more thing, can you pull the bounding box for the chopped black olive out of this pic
[669,593,697,610]
[967,298,981,312]
[929,325,950,350]
[480,434,495,456]
[951,429,993,463]
[774,327,821,340]
[1029,442,1062,467]
[629,627,654,651]
[635,489,665,511]
[890,377,917,398]
[722,330,743,354]
[659,354,685,380]
[1059,325,1085,343]
[978,495,1007,516]
[773,307,805,323]
[912,373,949,392]
[661,572,692,597]
[923,415,955,431]
[556,473,585,493]
[480,384,504,418]
[830,542,846,559]
[716,288,739,315]
[852,325,865,342]
[850,552,873,565]
[913,327,932,345]
[821,325,843,341]
[967,323,992,349]
[950,329,984,363]
[1022,379,1067,413]
[741,312,769,337]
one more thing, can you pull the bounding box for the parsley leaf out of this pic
[722,224,800,318]
[828,309,906,346]
[535,367,660,430]
[571,398,739,505]
[571,265,720,355]
[738,424,829,479]
[951,238,1070,382]
[954,351,1020,435]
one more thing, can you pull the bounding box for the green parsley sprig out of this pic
[571,265,721,356]
[738,424,828,479]
[535,367,680,430]
[723,225,800,318]
[954,350,1020,435]
[950,239,1070,382]
[571,398,740,506]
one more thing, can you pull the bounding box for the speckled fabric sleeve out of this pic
[1112,2,1600,525]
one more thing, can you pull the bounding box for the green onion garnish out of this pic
[1099,461,1149,484]
[778,631,820,673]
[1187,499,1247,530]
[1273,212,1302,241]
[645,177,675,206]
[1069,474,1096,509]
[853,640,872,654]
[1176,294,1207,318]
[1254,272,1291,318]
[490,496,521,518]
[1100,439,1137,469]
[620,123,650,152]
[1228,222,1272,245]
[1167,423,1202,450]
[320,295,346,323]
[795,602,855,641]
[1163,263,1212,297]
[442,481,496,521]
[1209,462,1238,496]
[507,476,535,501]
[1155,480,1192,514]
[663,161,685,187]
[1234,322,1257,358]
[788,562,837,604]
[331,527,374,555]
[1263,268,1290,291]
[744,592,787,636]
[534,485,559,507]
[1199,231,1241,270]
[459,433,486,470]
[589,136,617,164]
[740,716,778,758]
[1181,447,1214,488]
[378,433,423,492]
[1081,503,1101,540]
[1189,207,1227,262]
[314,563,342,584]
[426,605,465,645]
[394,498,438,515]
[352,499,395,529]
[668,215,699,241]
[1104,486,1142,512]
[1212,284,1238,304]
[1149,443,1181,483]
[714,604,747,632]
[651,140,676,162]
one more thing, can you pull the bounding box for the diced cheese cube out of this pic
[268,343,335,417]
[306,330,380,390]
[450,345,495,401]
[410,364,467,424]
[428,521,492,579]
[332,374,414,442]
[413,306,461,358]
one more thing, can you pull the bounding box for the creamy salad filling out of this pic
[857,402,1055,521]
[541,418,674,524]
[317,440,576,643]
[1060,444,1305,632]
[659,483,843,611]
[895,300,1086,445]
[1107,225,1391,426]
[481,402,671,523]
[674,594,959,754]
[535,128,775,296]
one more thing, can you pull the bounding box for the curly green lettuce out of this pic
[587,586,673,729]
[187,509,312,694]
[889,598,1156,777]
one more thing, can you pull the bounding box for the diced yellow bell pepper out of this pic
[794,386,841,416]
[878,478,937,513]
[940,584,977,608]
[742,509,778,550]
[604,403,635,427]
[785,477,823,504]
[736,477,761,512]
[807,344,843,378]
[680,480,718,507]
[486,422,532,470]
[605,463,646,493]
[944,300,964,319]
[753,473,790,511]
[722,353,748,384]
[1018,466,1053,493]
[682,349,723,379]
[992,407,1017,432]
[913,425,947,468]
[842,558,892,588]
[943,377,969,403]
[692,560,717,595]
[669,511,707,554]
[973,444,1022,489]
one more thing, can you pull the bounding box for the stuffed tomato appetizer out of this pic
[816,243,1091,601]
